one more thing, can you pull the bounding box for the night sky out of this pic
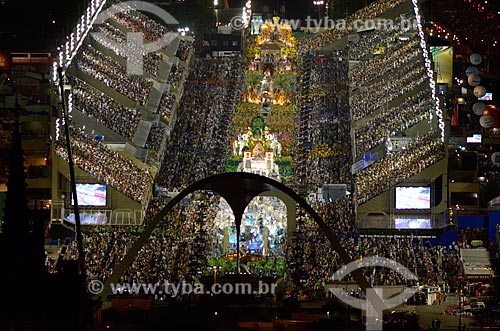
[0,0,318,49]
[0,0,498,72]
[0,0,84,49]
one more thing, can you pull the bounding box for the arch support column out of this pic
[95,172,379,309]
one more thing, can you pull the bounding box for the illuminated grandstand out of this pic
[53,0,457,303]
[353,0,447,226]
[51,0,194,225]
[298,0,447,227]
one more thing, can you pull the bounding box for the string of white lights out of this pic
[68,91,73,114]
[55,118,60,141]
[53,0,107,142]
[52,0,107,82]
[242,1,252,28]
[412,0,445,142]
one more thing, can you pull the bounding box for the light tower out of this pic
[313,0,325,20]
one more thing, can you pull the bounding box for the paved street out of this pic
[395,295,482,330]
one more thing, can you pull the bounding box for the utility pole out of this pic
[57,68,87,297]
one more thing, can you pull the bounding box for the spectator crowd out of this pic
[75,44,153,106]
[355,131,446,204]
[295,53,352,190]
[54,0,461,303]
[354,89,434,156]
[111,2,194,61]
[56,126,152,201]
[299,0,408,52]
[72,79,140,141]
[157,56,244,191]
[91,22,164,77]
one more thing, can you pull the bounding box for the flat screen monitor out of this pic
[71,183,107,206]
[467,134,482,143]
[478,92,492,101]
[394,218,432,229]
[395,186,431,209]
[65,213,108,225]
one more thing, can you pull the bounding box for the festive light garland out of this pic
[68,91,73,114]
[242,1,252,28]
[412,0,445,142]
[53,0,107,141]
[53,0,107,82]
[55,118,60,141]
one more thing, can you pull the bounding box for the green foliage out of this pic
[251,116,266,130]
[208,257,237,273]
[247,257,286,276]
[244,71,264,89]
[275,156,293,180]
[246,39,261,60]
[225,155,243,172]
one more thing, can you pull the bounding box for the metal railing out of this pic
[51,202,143,226]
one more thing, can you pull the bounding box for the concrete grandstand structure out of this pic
[49,0,463,301]
[300,0,448,230]
[50,1,194,226]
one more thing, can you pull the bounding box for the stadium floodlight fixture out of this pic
[177,27,189,36]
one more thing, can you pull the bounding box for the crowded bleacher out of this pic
[294,53,352,189]
[299,0,408,52]
[348,14,415,61]
[287,198,463,292]
[158,92,177,124]
[353,89,434,156]
[55,126,152,201]
[51,0,462,303]
[110,2,194,61]
[145,124,167,159]
[355,131,445,204]
[350,38,421,92]
[156,56,244,191]
[112,5,171,44]
[350,60,427,122]
[167,63,185,91]
[75,44,153,106]
[91,22,164,77]
[64,194,218,285]
[345,0,446,207]
[72,79,141,141]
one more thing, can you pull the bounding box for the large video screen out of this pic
[396,186,430,209]
[65,213,108,225]
[395,218,431,229]
[478,92,492,101]
[71,183,107,206]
